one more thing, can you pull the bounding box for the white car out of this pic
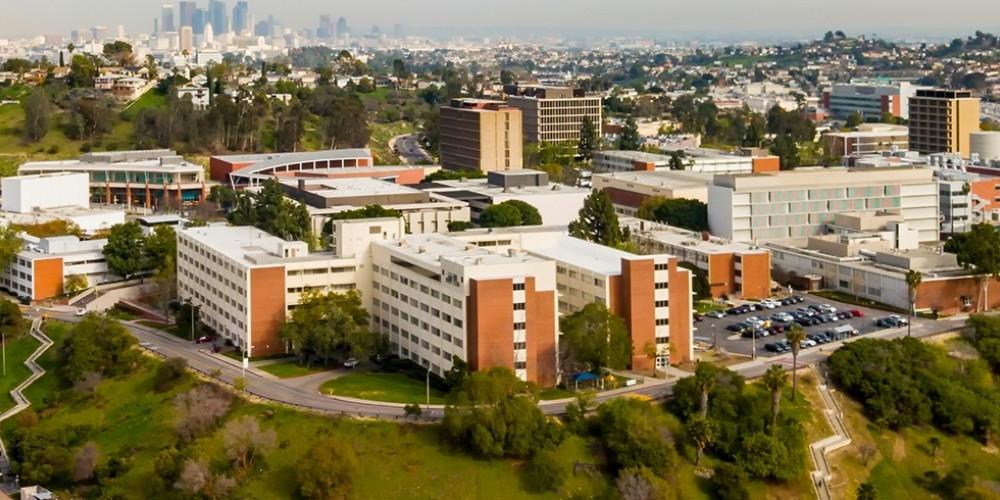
[343,357,359,369]
[760,299,780,309]
[75,308,87,317]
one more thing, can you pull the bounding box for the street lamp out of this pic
[751,321,758,360]
[425,367,431,412]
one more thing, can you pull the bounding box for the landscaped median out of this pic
[257,360,331,379]
[320,371,448,405]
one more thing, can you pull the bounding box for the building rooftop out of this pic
[281,177,420,199]
[523,234,644,275]
[594,170,715,189]
[378,233,546,272]
[181,224,334,267]
[426,178,588,197]
[622,217,769,255]
[713,165,934,189]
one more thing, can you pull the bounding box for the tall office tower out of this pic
[209,0,228,34]
[154,18,159,35]
[91,26,107,42]
[192,8,208,35]
[179,26,194,53]
[336,16,348,38]
[116,25,125,40]
[440,99,524,173]
[909,88,981,157]
[179,1,197,28]
[203,22,215,46]
[254,20,270,37]
[232,1,249,35]
[393,23,403,38]
[161,4,176,33]
[318,15,334,38]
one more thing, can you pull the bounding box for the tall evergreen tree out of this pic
[578,116,599,161]
[617,116,641,151]
[569,190,624,247]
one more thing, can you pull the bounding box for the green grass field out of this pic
[3,322,606,499]
[321,371,448,404]
[0,103,136,156]
[120,88,167,120]
[368,120,416,165]
[0,333,41,414]
[257,360,332,378]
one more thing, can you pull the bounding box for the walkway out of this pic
[0,318,54,487]
[808,367,852,500]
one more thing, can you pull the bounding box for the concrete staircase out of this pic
[809,368,852,500]
[0,318,54,483]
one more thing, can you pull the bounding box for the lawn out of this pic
[4,324,605,499]
[0,103,136,155]
[0,333,41,414]
[120,88,167,120]
[136,320,186,340]
[539,387,575,401]
[321,371,448,405]
[827,388,1000,499]
[257,360,331,379]
[695,300,728,313]
[106,306,140,321]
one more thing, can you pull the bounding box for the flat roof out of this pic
[524,234,641,275]
[593,170,714,189]
[216,149,371,164]
[428,178,589,196]
[621,217,768,255]
[281,177,420,199]
[379,233,546,270]
[595,150,671,162]
[19,158,203,174]
[181,224,331,267]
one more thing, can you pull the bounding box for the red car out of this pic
[849,309,864,318]
[196,336,214,344]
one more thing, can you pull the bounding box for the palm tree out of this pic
[786,325,806,401]
[761,364,788,426]
[693,362,716,418]
[905,270,922,337]
[687,415,717,466]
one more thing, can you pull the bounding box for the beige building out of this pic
[505,86,602,144]
[909,89,980,157]
[823,124,909,158]
[439,98,523,173]
[708,167,940,243]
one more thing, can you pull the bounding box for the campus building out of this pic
[176,220,404,357]
[439,98,523,173]
[593,149,780,175]
[823,81,920,120]
[277,177,470,235]
[18,150,211,209]
[908,89,980,157]
[592,170,715,215]
[209,149,379,186]
[823,124,909,159]
[0,235,110,302]
[623,218,771,300]
[504,86,602,144]
[707,167,940,243]
[0,172,124,235]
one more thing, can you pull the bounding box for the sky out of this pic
[3,0,999,40]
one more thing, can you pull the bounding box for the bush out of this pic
[154,357,188,392]
[297,437,358,499]
[596,398,675,473]
[523,449,569,493]
[710,463,750,500]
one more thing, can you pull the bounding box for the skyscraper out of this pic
[209,0,228,34]
[179,1,197,28]
[192,8,207,35]
[232,1,249,35]
[318,15,334,39]
[180,26,194,53]
[161,4,176,33]
[336,17,348,38]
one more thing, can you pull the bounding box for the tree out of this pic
[391,58,410,81]
[102,41,135,66]
[227,179,312,243]
[560,303,632,372]
[857,482,878,500]
[905,270,922,336]
[297,437,359,499]
[615,467,664,500]
[569,190,624,247]
[786,325,806,400]
[67,54,97,88]
[669,150,687,170]
[173,383,232,441]
[222,415,277,472]
[955,223,1000,311]
[636,197,708,232]
[174,459,210,495]
[578,116,599,161]
[845,111,863,128]
[146,225,177,273]
[693,362,717,418]
[478,200,542,228]
[761,364,787,426]
[928,436,942,457]
[73,441,99,482]
[281,290,371,366]
[596,398,675,472]
[403,403,423,419]
[58,314,138,385]
[770,133,800,170]
[0,299,26,339]
[0,226,23,273]
[64,274,89,295]
[154,357,188,392]
[687,415,718,466]
[103,221,149,280]
[524,449,569,493]
[618,116,642,151]
[710,463,750,500]
[22,89,51,143]
[144,54,158,81]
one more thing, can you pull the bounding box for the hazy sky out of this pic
[3,0,999,40]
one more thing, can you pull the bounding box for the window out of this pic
[655,282,668,289]
[513,283,525,291]
[656,318,669,326]
[513,303,526,311]
[513,322,526,330]
[654,263,669,271]
[515,361,527,369]
[655,300,668,308]
[513,342,526,350]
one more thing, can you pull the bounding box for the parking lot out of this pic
[694,293,920,358]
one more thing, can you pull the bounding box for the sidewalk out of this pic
[808,367,853,500]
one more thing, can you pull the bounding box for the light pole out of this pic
[751,322,757,360]
[2,331,6,376]
[425,367,431,412]
[185,299,195,341]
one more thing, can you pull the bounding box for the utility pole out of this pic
[2,331,6,376]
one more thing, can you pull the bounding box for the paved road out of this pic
[41,307,967,420]
[391,133,432,165]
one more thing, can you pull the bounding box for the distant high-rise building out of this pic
[192,8,208,35]
[91,26,107,42]
[318,15,334,38]
[440,98,524,173]
[371,25,381,37]
[909,88,981,157]
[179,1,197,28]
[254,20,270,37]
[116,25,125,40]
[336,16,348,38]
[393,24,403,38]
[203,22,215,46]
[154,18,159,34]
[505,86,603,145]
[209,0,228,34]
[179,26,194,53]
[161,4,176,33]
[232,1,250,35]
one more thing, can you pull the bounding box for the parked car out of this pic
[821,313,839,323]
[836,311,853,320]
[705,310,726,319]
[849,309,864,318]
[889,314,909,326]
[771,312,794,323]
[727,322,748,332]
[801,338,817,348]
[726,307,743,316]
[760,299,780,309]
[195,336,213,344]
[796,307,816,317]
[75,308,87,317]
[764,343,783,353]
[779,297,796,306]
[343,357,359,369]
[693,313,704,322]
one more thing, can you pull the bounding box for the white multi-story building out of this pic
[708,167,940,243]
[1,173,90,213]
[0,235,109,301]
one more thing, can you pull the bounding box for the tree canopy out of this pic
[280,290,371,366]
[569,190,625,247]
[636,197,708,232]
[227,179,312,243]
[560,303,632,373]
[57,314,139,386]
[103,221,149,280]
[478,200,543,228]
